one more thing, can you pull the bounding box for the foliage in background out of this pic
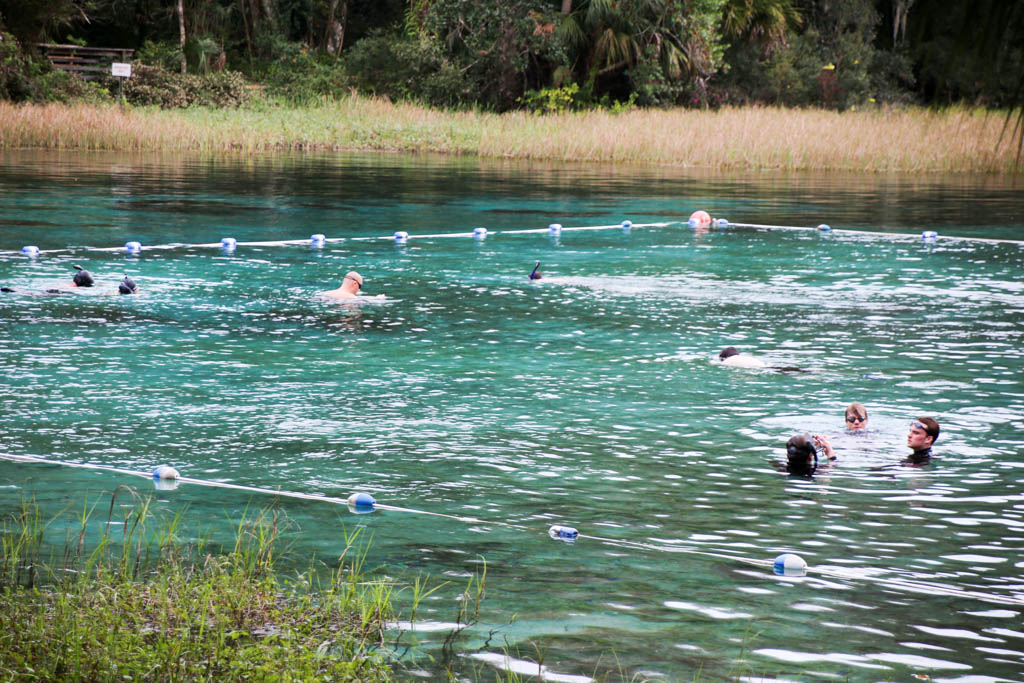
[405,0,565,111]
[0,31,109,103]
[342,32,471,108]
[106,64,250,107]
[0,0,1021,122]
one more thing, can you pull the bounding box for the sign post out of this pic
[111,62,132,104]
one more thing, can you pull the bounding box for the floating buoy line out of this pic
[6,212,1024,257]
[2,451,1023,608]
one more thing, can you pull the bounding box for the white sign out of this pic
[111,62,132,78]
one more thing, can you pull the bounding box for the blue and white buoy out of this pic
[713,218,730,228]
[347,492,377,514]
[548,223,562,236]
[548,524,579,542]
[221,237,237,253]
[922,230,938,241]
[817,224,832,232]
[152,465,180,480]
[21,245,39,257]
[125,241,142,255]
[394,231,409,244]
[473,227,488,241]
[773,553,807,576]
[310,234,326,248]
[621,220,632,232]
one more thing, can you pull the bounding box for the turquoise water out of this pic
[2,150,1024,681]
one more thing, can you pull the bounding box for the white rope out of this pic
[729,222,1024,246]
[0,221,672,256]
[3,451,1023,606]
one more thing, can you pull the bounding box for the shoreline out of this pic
[1,97,1019,174]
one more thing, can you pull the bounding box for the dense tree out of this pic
[555,0,727,105]
[0,0,1021,118]
[0,0,84,44]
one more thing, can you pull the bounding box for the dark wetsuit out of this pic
[904,447,933,466]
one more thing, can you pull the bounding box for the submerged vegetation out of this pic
[0,98,1016,174]
[0,491,394,681]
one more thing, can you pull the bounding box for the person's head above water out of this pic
[343,271,363,290]
[118,276,138,295]
[845,402,868,430]
[529,261,542,280]
[72,265,94,288]
[785,434,817,475]
[908,416,939,453]
[719,346,739,360]
[322,270,364,299]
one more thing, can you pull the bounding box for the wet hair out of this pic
[846,401,867,421]
[72,265,94,287]
[118,276,138,295]
[786,434,817,475]
[719,346,739,360]
[915,416,940,443]
[529,261,542,280]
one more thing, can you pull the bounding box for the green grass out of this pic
[0,491,393,682]
[0,97,1019,173]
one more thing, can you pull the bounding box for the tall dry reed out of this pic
[0,98,1018,173]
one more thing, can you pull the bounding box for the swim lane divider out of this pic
[9,214,1024,257]
[7,221,670,257]
[3,451,1023,607]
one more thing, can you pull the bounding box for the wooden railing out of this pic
[36,44,134,80]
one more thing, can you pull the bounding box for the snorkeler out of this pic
[905,417,939,466]
[845,402,868,431]
[7,265,98,295]
[71,265,94,288]
[118,276,139,295]
[718,347,807,373]
[321,271,365,300]
[529,261,542,281]
[785,433,836,476]
[718,346,765,368]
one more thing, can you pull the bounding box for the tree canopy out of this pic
[0,0,1021,115]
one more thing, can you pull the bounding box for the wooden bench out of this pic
[36,44,134,80]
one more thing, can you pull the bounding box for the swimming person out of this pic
[905,417,939,465]
[321,271,364,300]
[718,346,766,368]
[718,346,807,373]
[118,276,139,295]
[845,402,868,431]
[785,433,836,476]
[71,265,94,288]
[529,261,542,280]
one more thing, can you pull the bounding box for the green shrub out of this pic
[344,33,476,108]
[0,32,111,103]
[135,39,183,72]
[519,83,580,114]
[105,64,250,108]
[259,42,351,104]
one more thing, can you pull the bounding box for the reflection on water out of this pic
[1,150,1023,681]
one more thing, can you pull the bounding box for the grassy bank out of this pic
[0,494,394,682]
[0,97,1018,173]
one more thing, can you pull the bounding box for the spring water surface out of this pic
[1,150,1023,681]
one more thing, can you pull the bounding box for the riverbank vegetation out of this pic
[0,493,395,681]
[0,1,1021,172]
[0,98,1016,173]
